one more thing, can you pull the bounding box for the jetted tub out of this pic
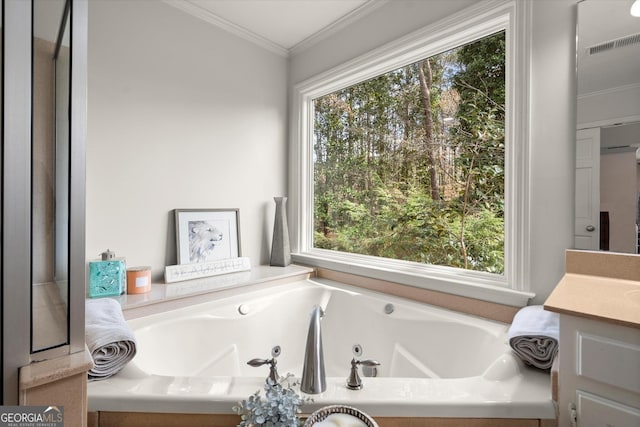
[87,278,555,419]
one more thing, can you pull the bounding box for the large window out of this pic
[313,31,506,275]
[291,1,531,304]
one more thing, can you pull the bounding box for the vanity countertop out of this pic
[544,273,640,328]
[544,250,640,329]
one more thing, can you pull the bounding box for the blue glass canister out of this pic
[88,249,126,297]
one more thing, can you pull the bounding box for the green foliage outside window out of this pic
[313,31,506,274]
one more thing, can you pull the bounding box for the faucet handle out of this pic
[346,358,381,390]
[247,346,281,384]
[247,358,273,367]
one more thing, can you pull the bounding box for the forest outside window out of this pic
[313,31,506,275]
[291,1,531,300]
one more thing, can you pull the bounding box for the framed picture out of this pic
[175,209,241,264]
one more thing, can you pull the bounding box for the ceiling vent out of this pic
[588,33,640,55]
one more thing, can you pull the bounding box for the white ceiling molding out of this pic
[288,0,388,56]
[577,81,640,100]
[163,0,387,58]
[163,0,289,56]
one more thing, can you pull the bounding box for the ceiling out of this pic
[37,0,640,88]
[164,0,376,55]
[577,0,640,95]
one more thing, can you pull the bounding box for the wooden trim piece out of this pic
[92,412,545,427]
[95,412,239,427]
[375,419,539,427]
[87,412,99,427]
[540,418,559,427]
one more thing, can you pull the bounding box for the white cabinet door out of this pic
[577,391,640,427]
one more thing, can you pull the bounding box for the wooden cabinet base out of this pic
[88,411,556,427]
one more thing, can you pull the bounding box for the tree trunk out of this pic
[417,59,440,201]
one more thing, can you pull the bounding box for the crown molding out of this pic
[578,82,640,100]
[163,0,387,58]
[289,0,389,56]
[162,0,289,57]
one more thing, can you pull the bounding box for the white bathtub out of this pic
[87,278,555,419]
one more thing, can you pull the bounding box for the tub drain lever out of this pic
[346,358,380,390]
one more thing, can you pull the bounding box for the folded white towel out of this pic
[85,298,137,381]
[313,414,368,427]
[507,305,559,370]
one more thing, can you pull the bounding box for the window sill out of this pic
[293,251,534,307]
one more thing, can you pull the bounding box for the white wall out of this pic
[528,0,577,303]
[87,1,288,280]
[289,0,577,303]
[578,86,640,126]
[88,0,578,302]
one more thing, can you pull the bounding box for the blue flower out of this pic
[233,373,312,427]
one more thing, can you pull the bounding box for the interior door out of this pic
[575,128,600,250]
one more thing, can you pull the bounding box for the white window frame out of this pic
[289,0,532,307]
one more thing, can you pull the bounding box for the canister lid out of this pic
[127,266,151,272]
[100,249,116,260]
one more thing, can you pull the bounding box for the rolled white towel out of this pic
[85,298,137,381]
[314,414,367,427]
[507,305,559,370]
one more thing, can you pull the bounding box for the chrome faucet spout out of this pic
[300,305,326,394]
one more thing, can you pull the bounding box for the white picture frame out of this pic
[175,209,241,264]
